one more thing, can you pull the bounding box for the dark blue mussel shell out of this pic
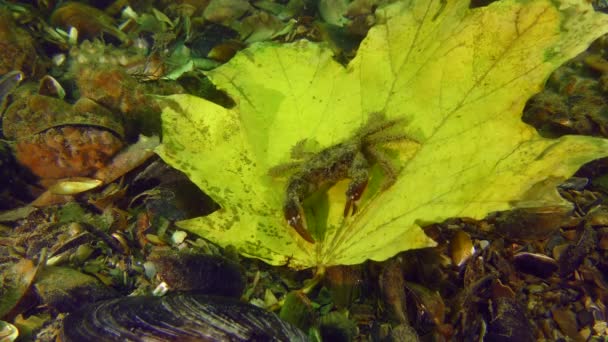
[61,293,308,341]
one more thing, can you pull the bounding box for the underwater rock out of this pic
[61,293,309,341]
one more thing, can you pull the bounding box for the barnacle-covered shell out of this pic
[75,67,153,113]
[73,66,162,138]
[15,126,123,181]
[69,40,165,81]
[3,94,71,139]
[3,93,125,182]
[61,293,309,341]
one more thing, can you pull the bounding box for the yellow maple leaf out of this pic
[156,0,608,269]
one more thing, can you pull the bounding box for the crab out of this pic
[269,113,418,243]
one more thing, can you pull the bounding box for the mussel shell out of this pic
[149,251,246,297]
[512,252,557,278]
[61,293,309,341]
[3,95,125,140]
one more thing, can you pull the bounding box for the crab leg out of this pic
[283,177,315,243]
[344,152,369,217]
[364,145,399,190]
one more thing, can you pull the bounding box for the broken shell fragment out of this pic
[61,293,308,341]
[47,177,103,195]
[38,75,65,99]
[585,206,608,227]
[0,321,18,342]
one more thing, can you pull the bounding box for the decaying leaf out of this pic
[156,0,608,269]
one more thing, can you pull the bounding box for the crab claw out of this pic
[343,197,358,217]
[344,179,368,217]
[284,199,315,243]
